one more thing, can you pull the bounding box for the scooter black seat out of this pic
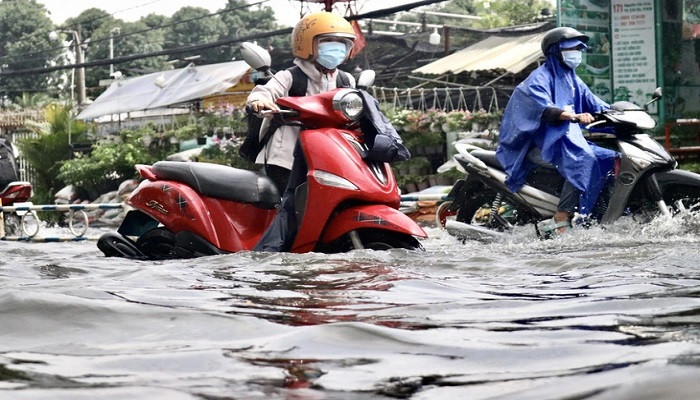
[152,161,280,209]
[470,149,503,169]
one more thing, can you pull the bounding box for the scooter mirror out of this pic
[644,87,663,108]
[240,42,271,72]
[356,70,376,90]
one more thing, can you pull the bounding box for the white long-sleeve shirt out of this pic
[246,58,355,170]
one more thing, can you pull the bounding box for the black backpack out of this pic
[238,66,351,163]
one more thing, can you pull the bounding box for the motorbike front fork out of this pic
[647,175,673,218]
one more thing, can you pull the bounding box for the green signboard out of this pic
[559,0,614,102]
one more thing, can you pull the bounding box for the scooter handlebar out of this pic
[246,107,299,119]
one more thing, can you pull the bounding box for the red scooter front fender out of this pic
[320,204,427,244]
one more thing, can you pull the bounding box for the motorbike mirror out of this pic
[644,87,663,108]
[356,70,376,90]
[240,42,271,72]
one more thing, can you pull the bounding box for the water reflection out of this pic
[215,258,410,327]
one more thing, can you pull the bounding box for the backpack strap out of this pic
[288,66,352,96]
[287,66,308,97]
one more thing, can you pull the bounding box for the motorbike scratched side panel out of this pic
[128,180,220,244]
[318,204,427,245]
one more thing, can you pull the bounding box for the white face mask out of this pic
[561,50,582,70]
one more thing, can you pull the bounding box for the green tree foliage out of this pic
[219,0,284,60]
[473,0,551,28]
[83,20,171,99]
[6,92,52,110]
[58,129,158,194]
[398,0,477,30]
[17,104,88,203]
[165,6,226,64]
[140,13,170,30]
[64,8,172,99]
[0,0,59,98]
[64,8,114,41]
[396,0,549,31]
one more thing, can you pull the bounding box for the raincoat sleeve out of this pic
[576,76,609,113]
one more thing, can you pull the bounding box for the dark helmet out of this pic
[541,27,589,54]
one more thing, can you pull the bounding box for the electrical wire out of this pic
[53,0,165,31]
[1,0,448,77]
[0,0,268,65]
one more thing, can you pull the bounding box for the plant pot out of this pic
[417,179,430,191]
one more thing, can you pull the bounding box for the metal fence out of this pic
[11,131,38,184]
[371,86,500,113]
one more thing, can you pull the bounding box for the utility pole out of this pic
[50,28,88,106]
[109,27,121,76]
[73,30,87,106]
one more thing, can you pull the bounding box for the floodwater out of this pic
[1,214,699,399]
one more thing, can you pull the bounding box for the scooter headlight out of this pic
[313,170,359,190]
[333,89,364,121]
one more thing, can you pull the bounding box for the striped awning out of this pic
[413,31,546,75]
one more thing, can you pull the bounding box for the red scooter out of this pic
[97,46,426,259]
[0,181,32,206]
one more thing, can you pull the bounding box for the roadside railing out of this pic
[0,202,125,241]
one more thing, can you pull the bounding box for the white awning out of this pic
[77,60,251,120]
[413,32,546,75]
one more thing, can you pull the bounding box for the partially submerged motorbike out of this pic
[444,89,700,240]
[98,43,426,259]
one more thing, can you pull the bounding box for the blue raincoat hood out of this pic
[495,47,618,215]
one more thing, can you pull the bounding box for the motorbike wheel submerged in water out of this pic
[444,90,700,240]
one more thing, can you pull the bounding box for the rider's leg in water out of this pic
[554,181,579,233]
[254,143,307,252]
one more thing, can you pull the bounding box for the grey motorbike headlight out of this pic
[333,89,364,121]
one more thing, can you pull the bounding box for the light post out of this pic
[49,29,88,106]
[109,27,121,76]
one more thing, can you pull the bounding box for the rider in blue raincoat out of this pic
[495,27,618,235]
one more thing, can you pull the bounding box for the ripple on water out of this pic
[0,214,698,398]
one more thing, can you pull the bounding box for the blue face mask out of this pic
[561,50,582,70]
[316,41,348,70]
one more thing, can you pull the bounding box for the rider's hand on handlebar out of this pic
[249,99,280,112]
[572,113,595,124]
[561,111,595,125]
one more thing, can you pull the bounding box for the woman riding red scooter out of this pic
[97,44,426,259]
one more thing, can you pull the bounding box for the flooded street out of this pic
[1,215,699,399]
